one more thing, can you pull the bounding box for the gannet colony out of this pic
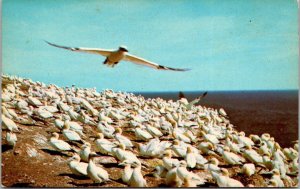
[1,74,299,187]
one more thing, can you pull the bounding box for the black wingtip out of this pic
[157,65,191,72]
[169,67,191,72]
[44,40,50,44]
[44,40,56,47]
[179,91,185,99]
[202,91,208,98]
[181,68,192,71]
[44,40,75,51]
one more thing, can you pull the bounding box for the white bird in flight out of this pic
[45,41,190,71]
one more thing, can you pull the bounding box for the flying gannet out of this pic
[45,41,190,71]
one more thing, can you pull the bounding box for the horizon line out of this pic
[2,74,298,93]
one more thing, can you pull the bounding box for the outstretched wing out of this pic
[124,53,190,71]
[45,41,113,57]
[189,91,208,105]
[186,91,208,110]
[179,91,186,99]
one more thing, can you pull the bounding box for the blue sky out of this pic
[2,0,299,92]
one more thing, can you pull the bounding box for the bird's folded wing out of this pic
[45,41,113,57]
[124,54,190,71]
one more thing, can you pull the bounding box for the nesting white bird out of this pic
[67,154,88,176]
[62,123,82,141]
[211,168,244,187]
[258,141,270,156]
[79,142,91,162]
[97,121,115,138]
[108,110,125,120]
[134,125,153,141]
[2,106,13,119]
[6,132,17,147]
[249,134,261,145]
[39,101,58,113]
[112,143,140,164]
[57,102,70,112]
[165,165,182,187]
[195,153,208,169]
[283,147,298,161]
[242,163,255,177]
[137,138,160,157]
[162,150,180,171]
[2,115,19,132]
[289,156,298,173]
[28,96,43,106]
[172,130,191,143]
[67,108,80,121]
[145,124,163,138]
[153,165,168,178]
[2,106,19,121]
[243,145,263,164]
[35,108,53,119]
[128,162,147,187]
[237,132,254,147]
[225,135,241,154]
[172,140,188,158]
[219,108,227,117]
[114,128,133,149]
[200,131,219,144]
[262,152,273,170]
[183,129,197,142]
[95,133,116,155]
[87,153,110,183]
[185,146,197,168]
[15,98,29,110]
[270,169,285,187]
[54,118,64,130]
[186,175,203,187]
[198,142,215,155]
[176,161,206,186]
[119,160,133,184]
[222,146,244,165]
[65,120,84,136]
[98,112,113,124]
[49,132,73,151]
[78,110,96,125]
[205,158,220,175]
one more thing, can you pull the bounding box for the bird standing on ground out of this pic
[79,142,91,162]
[87,153,110,184]
[212,168,244,187]
[128,162,147,187]
[2,115,19,132]
[49,132,73,152]
[45,41,190,71]
[62,123,82,142]
[6,132,17,147]
[119,160,133,184]
[114,128,133,149]
[67,154,88,176]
